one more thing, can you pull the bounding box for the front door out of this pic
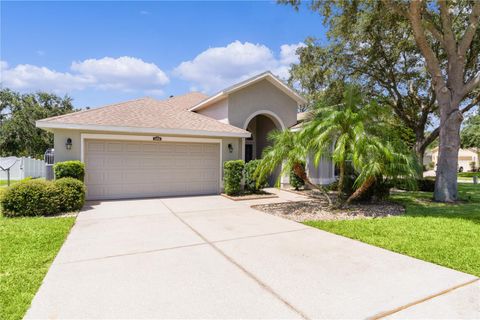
[245,144,253,163]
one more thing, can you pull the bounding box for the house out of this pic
[429,147,479,172]
[36,71,335,200]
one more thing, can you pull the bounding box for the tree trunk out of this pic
[415,141,426,176]
[292,162,333,206]
[346,176,376,204]
[434,98,462,202]
[337,161,346,194]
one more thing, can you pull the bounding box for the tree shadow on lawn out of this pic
[391,183,480,223]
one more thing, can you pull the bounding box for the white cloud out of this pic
[1,56,169,95]
[174,41,305,93]
[71,56,169,91]
[1,64,93,92]
[0,60,8,70]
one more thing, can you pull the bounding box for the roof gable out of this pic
[189,71,307,112]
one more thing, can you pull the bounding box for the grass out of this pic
[305,183,480,277]
[0,215,75,320]
[0,180,19,187]
[458,172,479,178]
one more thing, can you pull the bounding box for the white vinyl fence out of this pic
[0,157,46,180]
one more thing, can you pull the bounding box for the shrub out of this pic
[55,178,86,212]
[289,163,305,190]
[223,160,244,195]
[1,180,60,217]
[0,188,5,214]
[358,179,392,202]
[394,178,435,192]
[244,160,267,193]
[417,178,435,192]
[54,161,85,181]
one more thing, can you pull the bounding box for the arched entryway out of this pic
[243,111,284,185]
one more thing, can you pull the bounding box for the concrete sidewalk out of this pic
[26,194,479,319]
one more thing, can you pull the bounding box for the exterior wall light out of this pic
[65,138,73,150]
[228,143,233,153]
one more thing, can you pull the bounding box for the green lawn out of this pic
[0,180,19,187]
[458,172,479,178]
[306,184,480,277]
[0,216,75,320]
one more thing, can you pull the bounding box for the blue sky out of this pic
[1,1,328,108]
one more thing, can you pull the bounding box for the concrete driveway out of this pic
[26,191,479,319]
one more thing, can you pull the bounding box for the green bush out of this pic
[394,178,435,192]
[417,178,435,192]
[54,161,85,181]
[1,180,60,217]
[290,164,305,190]
[358,179,392,202]
[55,178,86,212]
[223,160,244,195]
[244,160,267,193]
[0,178,87,217]
[0,188,6,214]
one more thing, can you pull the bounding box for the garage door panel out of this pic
[86,170,106,184]
[87,142,105,152]
[106,142,123,152]
[85,140,220,200]
[141,144,158,153]
[86,157,105,169]
[123,143,141,152]
[108,158,123,168]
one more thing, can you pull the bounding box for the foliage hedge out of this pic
[0,178,86,217]
[289,163,305,190]
[1,180,61,217]
[394,178,435,192]
[223,160,244,195]
[244,160,267,193]
[54,161,85,181]
[55,178,86,212]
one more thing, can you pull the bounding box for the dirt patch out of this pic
[252,189,404,222]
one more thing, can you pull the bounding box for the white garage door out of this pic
[85,139,220,200]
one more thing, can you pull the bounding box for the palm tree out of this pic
[347,135,419,203]
[301,86,370,196]
[254,129,333,206]
[257,85,418,205]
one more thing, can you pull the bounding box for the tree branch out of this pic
[459,2,480,57]
[408,1,446,90]
[422,126,440,150]
[422,10,446,47]
[461,94,480,114]
[463,73,480,97]
[438,0,456,56]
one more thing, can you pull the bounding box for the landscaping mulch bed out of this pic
[221,192,278,201]
[251,188,404,222]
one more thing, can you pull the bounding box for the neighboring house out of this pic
[36,71,335,200]
[430,147,479,172]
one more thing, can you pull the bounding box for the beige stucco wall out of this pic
[431,148,479,171]
[227,79,298,129]
[197,98,229,123]
[52,129,242,172]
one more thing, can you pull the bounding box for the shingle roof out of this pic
[37,93,250,137]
